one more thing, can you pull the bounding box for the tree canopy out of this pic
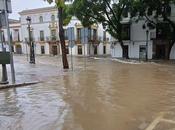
[131,0,175,59]
[44,0,72,25]
[72,0,133,58]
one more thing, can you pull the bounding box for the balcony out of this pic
[46,36,59,42]
[49,22,58,29]
[39,37,45,42]
[88,36,100,44]
[75,36,100,45]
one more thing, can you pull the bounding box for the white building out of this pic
[111,20,154,59]
[111,6,175,60]
[0,19,22,54]
[19,6,111,56]
[19,7,59,55]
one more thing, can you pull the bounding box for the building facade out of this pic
[19,6,111,56]
[111,5,175,60]
[0,19,22,54]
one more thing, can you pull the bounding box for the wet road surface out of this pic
[0,55,175,130]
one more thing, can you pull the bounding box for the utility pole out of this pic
[0,0,16,84]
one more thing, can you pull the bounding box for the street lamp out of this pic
[26,16,35,64]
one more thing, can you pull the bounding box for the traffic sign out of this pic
[69,41,75,48]
[67,27,75,41]
[81,28,88,44]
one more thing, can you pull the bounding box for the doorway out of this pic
[123,45,128,58]
[94,46,98,55]
[139,45,146,59]
[156,45,165,59]
[78,45,82,55]
[52,46,58,55]
[103,46,106,54]
[41,46,45,54]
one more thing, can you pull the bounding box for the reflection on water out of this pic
[0,56,175,130]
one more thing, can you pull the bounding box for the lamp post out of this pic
[26,16,35,64]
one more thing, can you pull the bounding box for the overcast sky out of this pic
[9,0,54,19]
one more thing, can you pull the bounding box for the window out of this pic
[93,29,97,40]
[14,29,19,41]
[39,16,43,23]
[51,30,57,40]
[51,15,55,22]
[103,31,106,41]
[88,28,91,40]
[77,28,81,41]
[41,46,45,54]
[78,45,82,55]
[122,24,130,40]
[64,29,68,40]
[40,31,44,41]
[139,45,146,59]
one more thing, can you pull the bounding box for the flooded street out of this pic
[0,55,175,130]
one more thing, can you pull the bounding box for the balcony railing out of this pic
[75,36,100,44]
[46,36,59,41]
[49,22,58,29]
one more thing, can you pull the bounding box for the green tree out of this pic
[131,0,175,59]
[45,0,71,69]
[72,0,132,58]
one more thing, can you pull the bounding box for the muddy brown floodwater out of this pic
[0,56,175,130]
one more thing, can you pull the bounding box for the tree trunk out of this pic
[58,7,69,69]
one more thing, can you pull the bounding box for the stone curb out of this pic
[0,81,40,90]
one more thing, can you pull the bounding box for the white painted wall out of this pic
[170,44,175,59]
[111,43,123,58]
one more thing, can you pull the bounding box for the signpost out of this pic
[81,28,88,69]
[67,27,75,71]
[0,0,16,84]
